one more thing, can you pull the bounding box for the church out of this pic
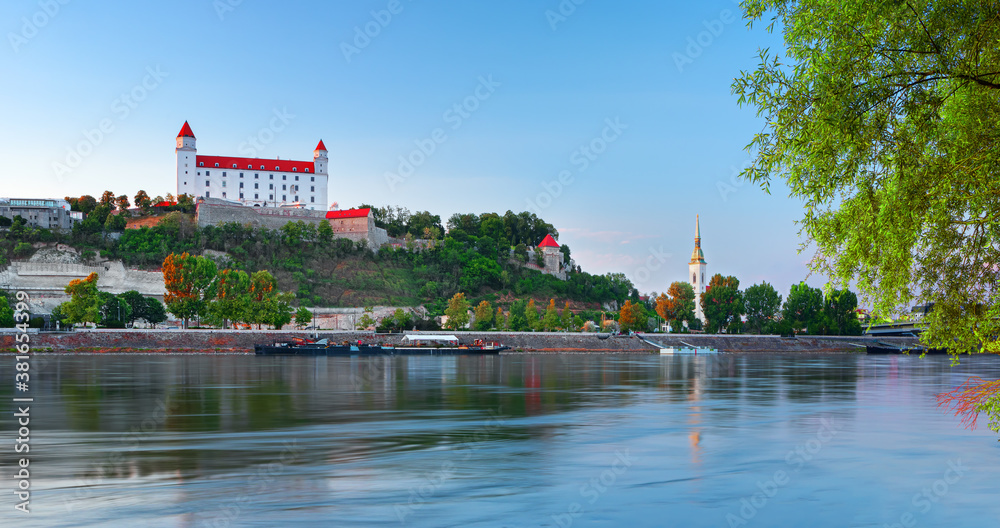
[689,215,707,323]
[175,121,329,210]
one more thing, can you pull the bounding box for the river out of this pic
[3,353,999,527]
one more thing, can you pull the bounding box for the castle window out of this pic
[269,184,273,190]
[311,177,314,182]
[215,163,219,167]
[282,195,286,201]
[206,170,210,176]
[305,168,310,173]
[222,172,227,177]
[282,185,286,191]
[254,183,258,189]
[232,164,237,168]
[248,164,252,169]
[295,196,299,202]
[255,173,259,179]
[222,192,227,198]
[293,168,297,172]
[282,175,286,180]
[295,175,299,181]
[311,186,314,192]
[260,165,264,170]
[275,166,280,171]
[240,173,244,178]
[269,174,273,180]
[269,195,274,200]
[692,273,696,283]
[206,180,210,186]
[311,197,315,203]
[199,162,204,166]
[206,191,211,198]
[255,194,259,199]
[239,182,244,189]
[222,181,227,187]
[239,193,244,199]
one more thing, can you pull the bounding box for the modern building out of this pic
[0,198,81,230]
[689,215,707,323]
[175,121,329,210]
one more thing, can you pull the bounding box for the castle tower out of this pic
[313,140,330,210]
[689,215,707,323]
[175,121,196,199]
[538,234,565,279]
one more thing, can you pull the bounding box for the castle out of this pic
[689,215,707,323]
[175,121,329,210]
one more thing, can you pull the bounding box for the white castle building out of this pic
[689,215,707,323]
[175,121,329,210]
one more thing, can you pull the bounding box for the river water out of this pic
[3,353,1000,527]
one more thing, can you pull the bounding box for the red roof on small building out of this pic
[152,201,177,207]
[197,155,315,173]
[177,121,195,138]
[315,139,327,151]
[538,234,560,248]
[326,208,371,219]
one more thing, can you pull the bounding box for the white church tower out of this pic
[175,121,197,198]
[689,215,707,323]
[313,139,330,209]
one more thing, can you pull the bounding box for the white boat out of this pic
[659,347,718,355]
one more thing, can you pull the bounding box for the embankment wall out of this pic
[0,330,920,354]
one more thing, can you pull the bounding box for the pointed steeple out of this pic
[689,214,706,264]
[315,139,327,152]
[177,121,195,139]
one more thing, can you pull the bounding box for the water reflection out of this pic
[2,354,999,527]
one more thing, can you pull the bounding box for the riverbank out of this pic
[0,329,921,354]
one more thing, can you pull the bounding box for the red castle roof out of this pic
[326,208,371,219]
[197,155,315,173]
[177,121,195,138]
[315,139,327,151]
[538,234,560,248]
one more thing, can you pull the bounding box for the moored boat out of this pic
[254,334,509,356]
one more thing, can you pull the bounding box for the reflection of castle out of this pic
[689,215,707,323]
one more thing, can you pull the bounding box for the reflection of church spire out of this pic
[690,214,706,264]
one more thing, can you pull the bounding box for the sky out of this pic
[0,0,826,299]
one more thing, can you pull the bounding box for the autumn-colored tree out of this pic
[444,292,471,330]
[524,299,540,331]
[656,282,697,330]
[115,194,131,212]
[542,299,559,331]
[473,300,493,330]
[134,190,152,214]
[619,300,646,333]
[207,268,250,328]
[496,306,506,330]
[100,190,115,207]
[162,252,217,328]
[62,272,101,325]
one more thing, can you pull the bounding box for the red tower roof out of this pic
[177,121,195,138]
[315,139,327,151]
[538,234,560,248]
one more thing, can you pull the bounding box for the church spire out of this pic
[690,214,706,264]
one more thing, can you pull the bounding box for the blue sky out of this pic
[0,0,824,299]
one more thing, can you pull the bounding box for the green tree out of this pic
[743,282,782,334]
[209,269,251,328]
[701,274,744,334]
[825,289,862,336]
[782,283,824,334]
[119,290,148,326]
[508,300,528,331]
[97,292,131,328]
[734,1,1000,355]
[560,302,573,330]
[63,272,101,325]
[444,292,471,330]
[0,296,15,327]
[295,306,313,328]
[356,307,377,330]
[134,190,152,214]
[144,297,167,327]
[524,299,540,331]
[473,300,493,330]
